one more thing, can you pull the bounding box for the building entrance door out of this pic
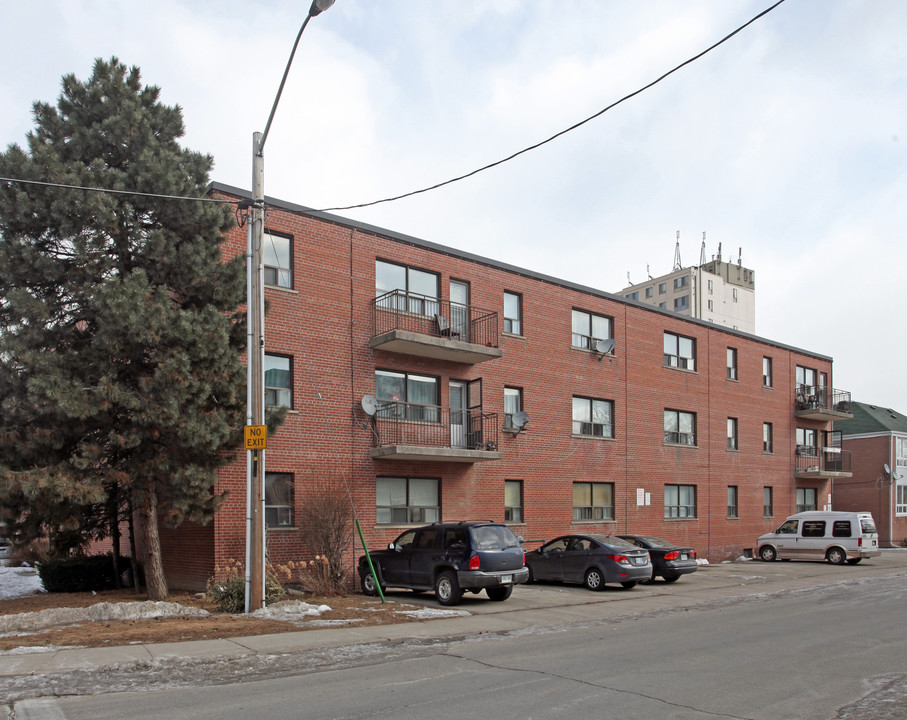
[449,380,466,448]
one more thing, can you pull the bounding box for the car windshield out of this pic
[636,536,674,548]
[596,535,637,549]
[472,525,520,550]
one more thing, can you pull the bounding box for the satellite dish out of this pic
[361,395,378,416]
[884,464,891,477]
[510,411,529,435]
[595,338,616,360]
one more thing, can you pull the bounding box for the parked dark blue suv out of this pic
[358,521,528,606]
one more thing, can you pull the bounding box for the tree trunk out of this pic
[108,482,122,589]
[139,484,168,600]
[127,495,142,595]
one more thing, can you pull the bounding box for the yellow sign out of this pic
[244,425,267,450]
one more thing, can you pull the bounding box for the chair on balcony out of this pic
[435,314,461,340]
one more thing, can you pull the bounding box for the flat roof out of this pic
[209,181,833,363]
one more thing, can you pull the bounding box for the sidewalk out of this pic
[2,550,905,680]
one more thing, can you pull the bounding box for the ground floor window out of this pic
[896,482,907,516]
[665,484,696,518]
[797,487,817,513]
[505,480,523,523]
[572,482,614,521]
[763,487,774,517]
[376,477,440,524]
[265,472,294,528]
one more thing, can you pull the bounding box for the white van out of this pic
[756,511,880,565]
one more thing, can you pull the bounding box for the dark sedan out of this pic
[618,535,698,583]
[525,534,652,590]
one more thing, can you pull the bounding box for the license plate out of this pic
[500,574,512,584]
[633,557,645,565]
[680,554,689,560]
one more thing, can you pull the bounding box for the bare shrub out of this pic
[294,473,354,595]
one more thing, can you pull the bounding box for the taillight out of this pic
[469,554,481,570]
[606,553,629,564]
[522,551,526,566]
[858,538,863,547]
[690,550,697,559]
[664,551,680,561]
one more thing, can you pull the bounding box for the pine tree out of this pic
[0,58,246,599]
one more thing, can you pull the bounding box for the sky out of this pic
[1,1,905,411]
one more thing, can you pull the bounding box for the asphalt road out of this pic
[11,556,907,720]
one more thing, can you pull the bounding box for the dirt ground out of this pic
[0,587,426,652]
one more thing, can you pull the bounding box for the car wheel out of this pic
[759,545,777,562]
[846,558,862,565]
[435,570,463,606]
[619,581,637,590]
[826,547,847,565]
[662,575,680,583]
[584,568,605,591]
[360,571,383,596]
[486,585,513,602]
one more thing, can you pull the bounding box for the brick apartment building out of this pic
[158,182,854,590]
[834,402,907,548]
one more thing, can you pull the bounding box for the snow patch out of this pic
[0,601,209,636]
[251,600,332,622]
[394,607,470,619]
[0,565,45,600]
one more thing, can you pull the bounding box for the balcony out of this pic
[795,385,853,421]
[370,290,503,364]
[794,447,852,479]
[368,402,502,463]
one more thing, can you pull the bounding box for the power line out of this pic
[0,176,237,205]
[316,0,787,214]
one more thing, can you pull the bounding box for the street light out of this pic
[246,0,336,613]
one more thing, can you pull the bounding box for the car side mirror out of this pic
[387,542,396,551]
[517,535,525,544]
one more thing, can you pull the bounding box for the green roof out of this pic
[835,401,907,435]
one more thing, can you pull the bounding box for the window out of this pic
[572,482,614,521]
[796,428,817,456]
[503,292,522,335]
[664,409,696,446]
[832,520,852,538]
[376,477,440,524]
[505,480,523,523]
[674,295,689,311]
[573,397,614,438]
[708,299,714,311]
[265,354,292,408]
[896,482,907,516]
[263,231,292,288]
[375,370,439,421]
[571,309,613,351]
[708,279,714,293]
[727,418,738,450]
[664,332,696,370]
[658,282,667,294]
[626,291,639,301]
[796,487,817,513]
[801,520,825,537]
[763,357,773,387]
[896,436,907,468]
[727,486,738,518]
[674,275,689,290]
[665,484,696,518]
[727,348,737,380]
[796,365,817,396]
[375,260,439,315]
[763,487,774,517]
[645,287,654,298]
[733,288,739,302]
[504,387,523,429]
[763,422,773,453]
[265,472,294,527]
[658,302,667,310]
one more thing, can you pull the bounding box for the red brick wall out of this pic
[164,191,842,588]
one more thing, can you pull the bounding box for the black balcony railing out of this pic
[372,401,499,451]
[372,290,499,348]
[794,447,852,474]
[794,385,852,414]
